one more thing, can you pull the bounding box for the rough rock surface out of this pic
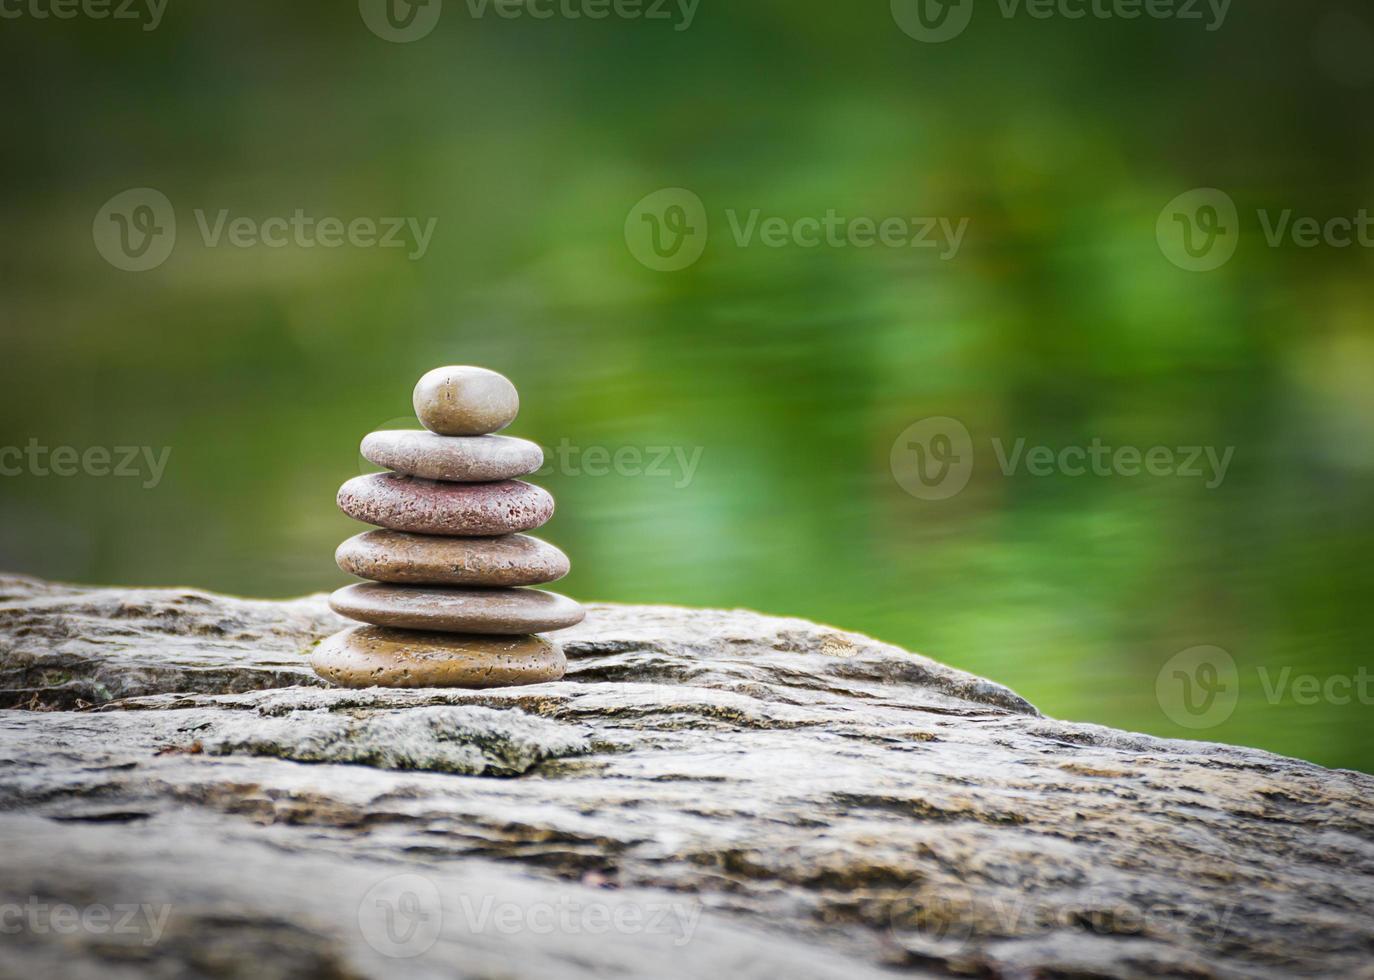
[0,573,1370,980]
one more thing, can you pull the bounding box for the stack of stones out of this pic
[310,366,584,689]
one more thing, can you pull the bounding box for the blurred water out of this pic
[1,0,1371,771]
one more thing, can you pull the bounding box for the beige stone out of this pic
[309,625,565,688]
[413,366,519,436]
[337,530,569,587]
[361,430,542,482]
[329,582,586,634]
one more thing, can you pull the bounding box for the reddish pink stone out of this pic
[337,473,553,536]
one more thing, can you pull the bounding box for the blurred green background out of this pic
[2,1,1372,771]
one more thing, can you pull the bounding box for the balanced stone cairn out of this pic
[310,366,584,688]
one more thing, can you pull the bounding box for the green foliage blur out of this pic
[1,0,1372,770]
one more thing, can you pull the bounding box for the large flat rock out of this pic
[0,573,1369,979]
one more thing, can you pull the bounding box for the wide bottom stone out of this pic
[309,625,565,688]
[329,582,586,634]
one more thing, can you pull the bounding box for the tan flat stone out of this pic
[361,430,543,482]
[329,582,586,634]
[336,530,569,587]
[309,625,565,688]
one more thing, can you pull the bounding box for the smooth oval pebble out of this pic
[413,365,519,436]
[329,583,585,634]
[336,530,569,587]
[361,430,543,482]
[337,473,553,536]
[310,625,565,688]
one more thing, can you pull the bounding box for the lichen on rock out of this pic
[201,704,591,775]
